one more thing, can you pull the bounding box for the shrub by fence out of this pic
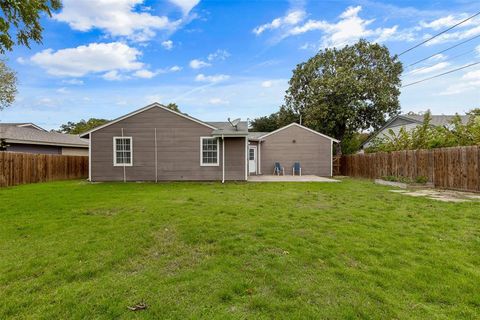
[341,146,480,192]
[0,152,88,187]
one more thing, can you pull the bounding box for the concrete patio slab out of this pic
[248,175,339,182]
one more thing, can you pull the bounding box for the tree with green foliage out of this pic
[250,113,280,132]
[0,0,62,54]
[165,103,180,112]
[0,59,16,110]
[283,39,403,153]
[57,118,109,135]
[341,132,369,155]
[366,109,480,153]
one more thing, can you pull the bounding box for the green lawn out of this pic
[1,179,479,319]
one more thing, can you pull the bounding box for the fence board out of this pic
[0,152,88,188]
[340,146,480,192]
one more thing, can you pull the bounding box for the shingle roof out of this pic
[207,121,249,136]
[402,114,469,126]
[0,125,88,147]
[0,122,46,131]
[247,132,268,140]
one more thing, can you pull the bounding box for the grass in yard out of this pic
[0,179,479,319]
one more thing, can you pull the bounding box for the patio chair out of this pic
[273,162,284,176]
[292,162,302,176]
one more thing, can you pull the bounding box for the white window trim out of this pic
[200,136,219,167]
[113,136,133,167]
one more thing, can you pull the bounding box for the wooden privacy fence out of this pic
[341,146,480,192]
[0,152,88,187]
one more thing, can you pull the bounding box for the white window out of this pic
[113,137,133,166]
[200,137,219,166]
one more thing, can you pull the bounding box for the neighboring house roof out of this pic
[254,123,340,143]
[361,114,471,147]
[80,102,218,138]
[401,114,469,126]
[0,124,88,148]
[0,122,46,131]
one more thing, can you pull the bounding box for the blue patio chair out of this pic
[292,162,302,176]
[273,162,284,176]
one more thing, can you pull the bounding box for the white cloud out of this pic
[56,87,69,94]
[16,57,26,64]
[189,59,211,69]
[424,25,480,46]
[168,0,200,15]
[439,67,480,95]
[253,10,305,35]
[409,62,450,75]
[169,65,182,72]
[428,54,447,62]
[463,69,480,81]
[420,14,472,30]
[261,80,273,88]
[133,69,157,79]
[102,70,125,81]
[30,42,143,77]
[477,45,480,55]
[62,79,84,85]
[418,13,480,46]
[286,6,400,48]
[55,0,179,42]
[195,74,230,83]
[134,65,182,78]
[145,94,163,103]
[207,49,230,61]
[161,40,173,50]
[209,98,229,105]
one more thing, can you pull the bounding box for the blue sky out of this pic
[1,0,480,130]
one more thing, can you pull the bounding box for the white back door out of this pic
[248,146,257,174]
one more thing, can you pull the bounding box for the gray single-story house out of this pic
[0,122,89,155]
[361,113,469,150]
[80,103,339,182]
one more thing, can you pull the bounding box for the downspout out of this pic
[154,128,158,183]
[121,128,126,183]
[88,134,91,181]
[244,136,248,181]
[258,140,262,175]
[222,135,225,184]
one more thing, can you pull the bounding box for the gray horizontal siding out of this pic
[7,143,61,155]
[91,107,245,181]
[259,125,332,176]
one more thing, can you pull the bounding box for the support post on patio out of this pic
[222,135,225,183]
[258,140,262,175]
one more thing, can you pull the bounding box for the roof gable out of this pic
[257,123,340,142]
[80,103,217,138]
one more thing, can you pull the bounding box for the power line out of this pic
[398,10,480,56]
[402,48,477,76]
[402,61,480,88]
[406,34,480,67]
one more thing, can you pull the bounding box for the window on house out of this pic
[249,148,255,160]
[201,137,219,166]
[113,137,133,166]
